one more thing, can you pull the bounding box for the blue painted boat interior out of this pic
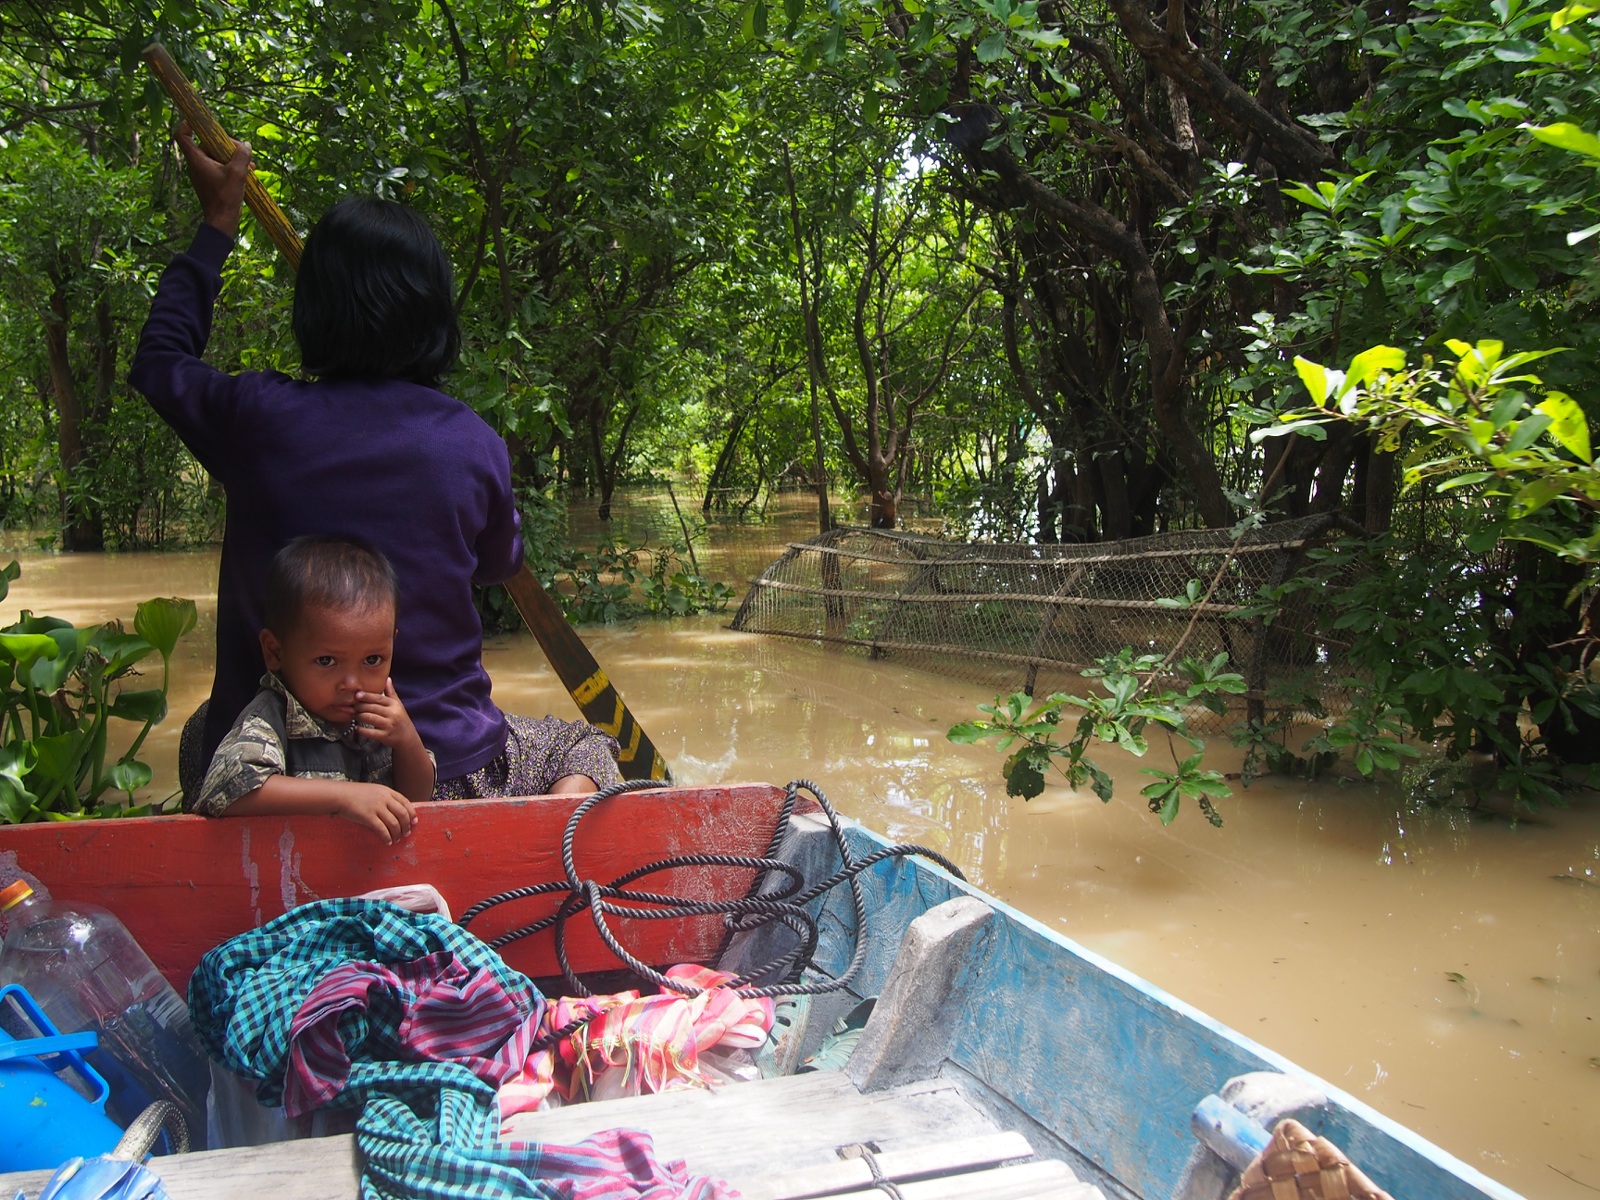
[804,821,1525,1200]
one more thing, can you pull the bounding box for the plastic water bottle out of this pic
[0,880,209,1145]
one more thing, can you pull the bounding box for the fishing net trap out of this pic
[730,514,1361,725]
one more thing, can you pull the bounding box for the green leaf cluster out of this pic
[0,561,196,823]
[948,647,1245,825]
[1262,339,1600,565]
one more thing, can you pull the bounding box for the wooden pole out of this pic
[141,43,670,782]
[142,44,302,271]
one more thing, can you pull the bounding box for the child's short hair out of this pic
[264,535,399,635]
[292,197,461,385]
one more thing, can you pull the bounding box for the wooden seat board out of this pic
[503,1071,1005,1181]
[739,1131,1035,1200]
[0,1071,1032,1200]
[0,1136,361,1200]
[825,1161,1095,1200]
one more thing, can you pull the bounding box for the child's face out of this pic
[259,601,396,727]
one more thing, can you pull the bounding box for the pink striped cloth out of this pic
[531,1127,733,1200]
[284,950,542,1115]
[217,903,737,1199]
[498,965,774,1119]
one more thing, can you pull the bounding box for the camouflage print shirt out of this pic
[191,673,394,816]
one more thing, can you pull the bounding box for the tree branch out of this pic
[1108,0,1333,178]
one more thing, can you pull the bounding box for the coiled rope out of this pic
[458,778,963,1047]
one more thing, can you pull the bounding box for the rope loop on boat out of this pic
[840,1144,907,1200]
[456,778,964,1008]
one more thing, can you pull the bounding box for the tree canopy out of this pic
[4,0,1599,800]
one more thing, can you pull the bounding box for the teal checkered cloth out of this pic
[189,899,725,1200]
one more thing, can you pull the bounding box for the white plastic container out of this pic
[0,879,209,1146]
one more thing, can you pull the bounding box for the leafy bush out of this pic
[1250,339,1600,807]
[561,540,735,623]
[476,487,736,632]
[949,650,1246,826]
[0,561,197,822]
[962,338,1600,824]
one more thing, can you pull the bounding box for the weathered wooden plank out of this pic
[0,1074,1016,1200]
[503,1072,1003,1181]
[0,785,789,988]
[846,896,994,1092]
[739,1131,1036,1200]
[823,1160,1091,1200]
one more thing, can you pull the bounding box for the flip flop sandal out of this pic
[797,997,877,1074]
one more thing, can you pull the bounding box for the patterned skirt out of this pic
[433,714,622,799]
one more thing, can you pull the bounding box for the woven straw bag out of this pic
[1227,1118,1395,1200]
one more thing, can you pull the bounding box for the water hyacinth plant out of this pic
[0,560,197,822]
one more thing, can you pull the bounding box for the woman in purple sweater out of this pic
[131,129,620,807]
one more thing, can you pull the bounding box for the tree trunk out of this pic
[703,406,754,513]
[44,288,102,552]
[972,148,1234,528]
[809,387,832,535]
[782,146,833,536]
[867,452,897,529]
[1360,440,1396,534]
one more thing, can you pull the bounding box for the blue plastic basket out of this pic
[0,984,125,1172]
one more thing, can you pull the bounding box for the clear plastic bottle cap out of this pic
[0,880,33,913]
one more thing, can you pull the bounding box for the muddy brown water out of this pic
[2,493,1597,1200]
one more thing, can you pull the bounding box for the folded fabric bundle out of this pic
[499,965,774,1118]
[189,899,731,1200]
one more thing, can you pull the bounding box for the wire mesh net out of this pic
[730,514,1358,724]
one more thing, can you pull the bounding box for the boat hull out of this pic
[0,784,792,987]
[0,785,1523,1200]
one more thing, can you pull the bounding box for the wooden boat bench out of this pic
[0,1070,1103,1200]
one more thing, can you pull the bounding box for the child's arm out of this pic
[194,701,417,843]
[353,679,436,803]
[226,777,417,845]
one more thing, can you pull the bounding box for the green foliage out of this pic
[1264,340,1600,566]
[0,561,196,822]
[948,649,1245,825]
[556,540,735,623]
[2,0,1599,831]
[478,487,735,631]
[1246,338,1600,807]
[1238,0,1600,414]
[1274,534,1592,809]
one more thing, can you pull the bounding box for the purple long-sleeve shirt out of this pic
[130,224,522,779]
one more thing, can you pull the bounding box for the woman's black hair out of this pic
[264,535,399,635]
[292,197,461,385]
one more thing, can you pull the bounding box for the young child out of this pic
[192,536,432,844]
[132,126,622,804]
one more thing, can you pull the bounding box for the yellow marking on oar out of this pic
[615,720,644,763]
[572,669,610,708]
[585,694,625,738]
[650,752,668,780]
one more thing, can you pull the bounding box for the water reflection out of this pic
[1,493,1597,1199]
